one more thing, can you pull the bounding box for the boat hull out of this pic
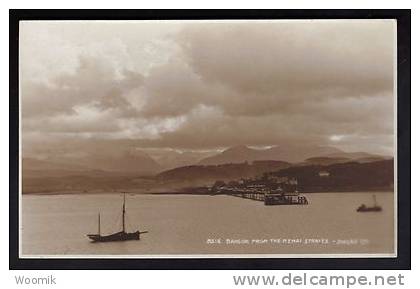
[357,206,382,212]
[87,231,140,242]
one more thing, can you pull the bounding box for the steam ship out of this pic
[357,195,382,212]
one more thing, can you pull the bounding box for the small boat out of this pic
[87,193,148,242]
[357,195,382,212]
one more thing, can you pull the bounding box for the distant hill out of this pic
[23,148,162,176]
[302,156,351,166]
[156,160,291,186]
[23,158,90,172]
[83,149,162,174]
[197,145,262,166]
[144,149,215,170]
[198,145,343,165]
[270,159,394,192]
[302,152,390,166]
[22,158,394,194]
[22,156,160,193]
[22,158,98,178]
[356,156,389,163]
[22,173,156,194]
[259,145,344,163]
[322,151,388,160]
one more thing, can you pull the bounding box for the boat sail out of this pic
[87,193,148,242]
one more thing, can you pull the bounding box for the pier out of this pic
[222,188,308,205]
[212,176,308,205]
[230,191,266,202]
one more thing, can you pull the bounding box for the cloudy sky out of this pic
[20,20,396,157]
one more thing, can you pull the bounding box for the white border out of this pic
[393,19,398,257]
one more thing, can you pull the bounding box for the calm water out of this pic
[21,192,394,256]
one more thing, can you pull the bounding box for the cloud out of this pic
[176,21,393,115]
[21,20,395,156]
[22,55,143,117]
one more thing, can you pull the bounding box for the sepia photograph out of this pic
[18,19,398,258]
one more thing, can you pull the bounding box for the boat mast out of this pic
[122,193,126,233]
[98,212,101,236]
[373,195,377,207]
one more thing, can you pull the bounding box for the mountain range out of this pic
[197,145,387,165]
[23,144,390,176]
[156,160,291,187]
[270,159,394,192]
[22,144,392,193]
[23,149,162,178]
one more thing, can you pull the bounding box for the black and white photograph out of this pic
[17,18,399,258]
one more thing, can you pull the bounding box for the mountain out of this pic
[259,145,344,163]
[198,145,344,165]
[22,158,98,178]
[156,160,291,187]
[23,148,162,176]
[323,151,385,159]
[22,172,155,194]
[22,155,161,193]
[356,156,390,163]
[197,145,261,166]
[82,149,162,174]
[143,149,216,170]
[23,157,394,194]
[269,159,394,192]
[23,138,163,175]
[156,158,394,193]
[300,151,391,167]
[317,152,390,164]
[23,158,89,172]
[302,157,351,166]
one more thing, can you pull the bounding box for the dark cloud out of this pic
[180,22,393,93]
[21,21,395,156]
[174,22,394,116]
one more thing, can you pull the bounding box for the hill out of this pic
[156,160,291,187]
[144,149,215,170]
[270,159,394,192]
[198,145,344,165]
[23,149,162,176]
[22,152,162,194]
[302,157,351,166]
[301,152,390,166]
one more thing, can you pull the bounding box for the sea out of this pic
[21,192,395,256]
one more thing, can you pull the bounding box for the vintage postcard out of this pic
[18,19,397,258]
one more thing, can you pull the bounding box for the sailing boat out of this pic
[357,194,382,212]
[87,193,148,242]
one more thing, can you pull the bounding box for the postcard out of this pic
[14,17,404,263]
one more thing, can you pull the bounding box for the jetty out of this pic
[212,176,309,206]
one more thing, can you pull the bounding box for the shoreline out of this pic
[22,190,395,196]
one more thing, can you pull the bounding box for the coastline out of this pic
[22,190,395,196]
